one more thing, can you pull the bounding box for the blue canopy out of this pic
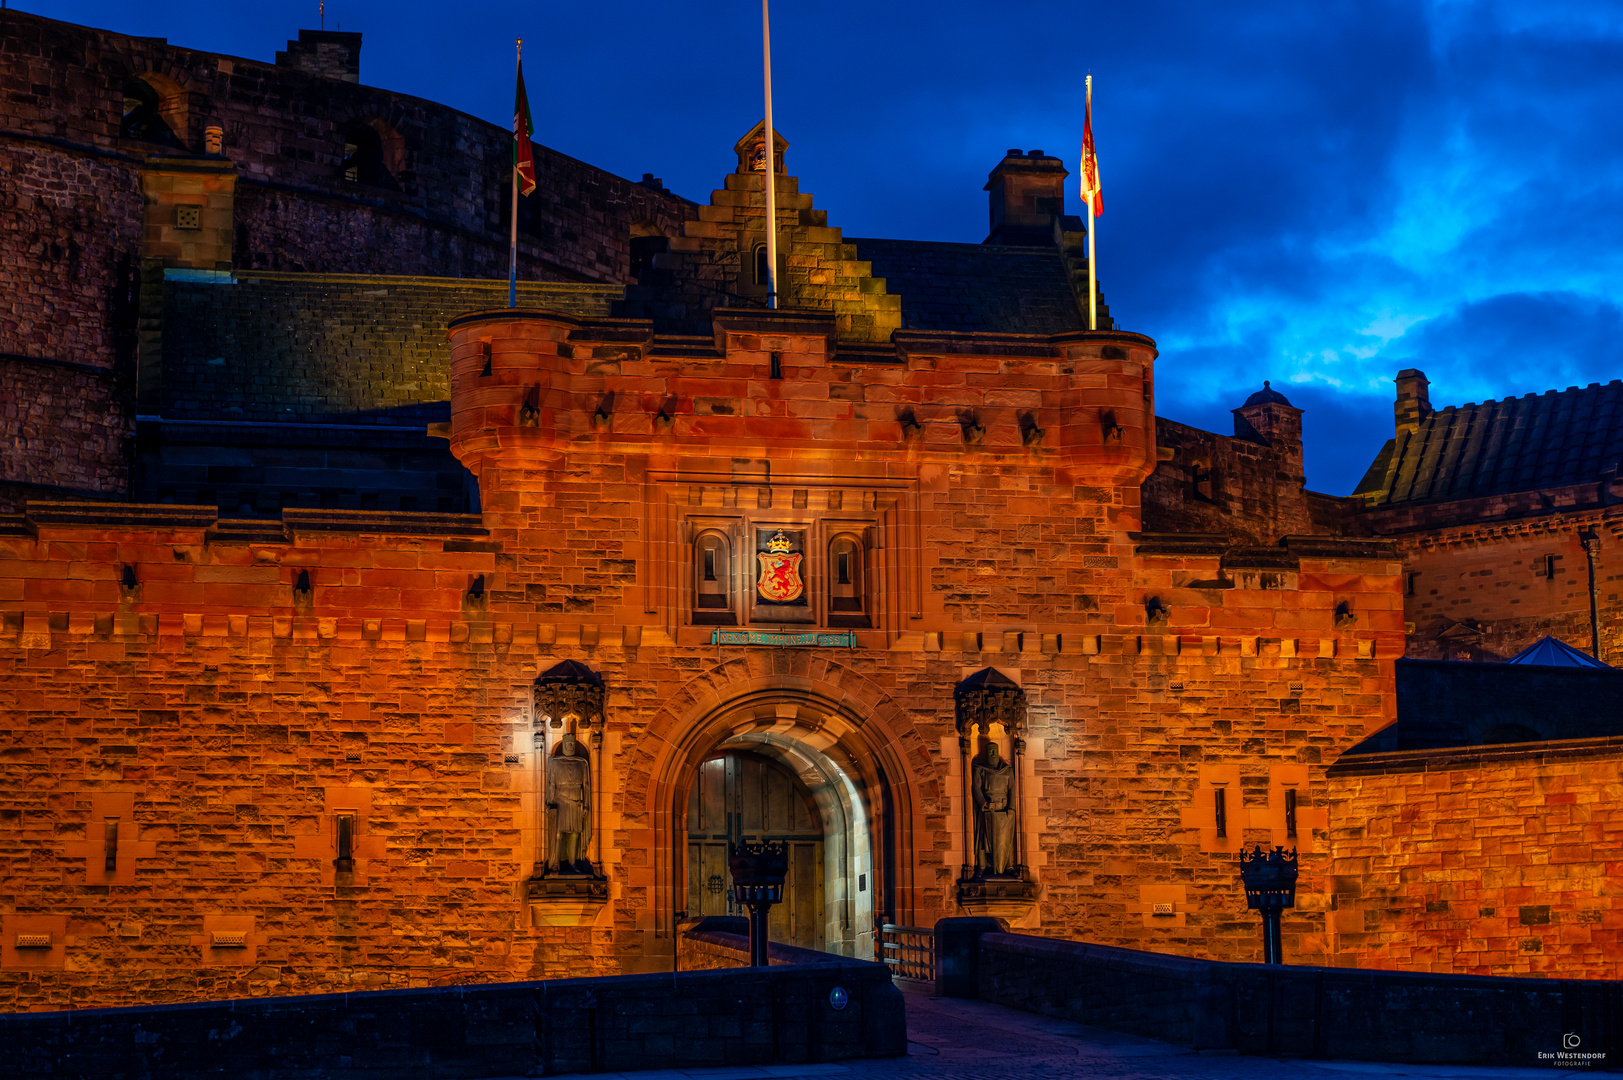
[1504,636,1610,669]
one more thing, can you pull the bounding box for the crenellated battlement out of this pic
[445,307,1158,486]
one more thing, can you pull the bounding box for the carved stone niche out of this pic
[954,668,1039,920]
[527,660,609,927]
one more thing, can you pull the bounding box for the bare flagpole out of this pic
[761,0,779,309]
[510,39,521,309]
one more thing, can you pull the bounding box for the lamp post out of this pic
[1238,845,1298,964]
[729,840,787,967]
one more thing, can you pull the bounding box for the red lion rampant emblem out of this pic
[756,531,804,603]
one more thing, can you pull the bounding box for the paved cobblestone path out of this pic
[552,983,1557,1080]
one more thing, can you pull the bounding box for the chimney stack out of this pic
[1395,369,1431,437]
[984,149,1068,247]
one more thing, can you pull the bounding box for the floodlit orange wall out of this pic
[1326,742,1623,978]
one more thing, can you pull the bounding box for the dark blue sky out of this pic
[36,0,1623,494]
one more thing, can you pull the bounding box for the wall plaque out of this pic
[710,630,855,648]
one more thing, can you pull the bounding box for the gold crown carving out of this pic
[766,530,793,553]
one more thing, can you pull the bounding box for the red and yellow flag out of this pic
[1080,77,1102,218]
[514,59,536,196]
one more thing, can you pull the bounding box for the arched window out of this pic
[693,530,734,624]
[120,76,179,146]
[828,533,867,627]
[753,243,770,287]
[340,122,391,187]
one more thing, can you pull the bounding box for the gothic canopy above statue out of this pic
[533,660,606,728]
[954,667,1027,735]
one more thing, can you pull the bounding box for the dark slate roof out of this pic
[1339,657,1623,754]
[846,238,1086,334]
[1354,381,1623,504]
[1506,636,1610,669]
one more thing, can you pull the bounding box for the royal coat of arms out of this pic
[756,530,804,603]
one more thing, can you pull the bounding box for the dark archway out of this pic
[649,682,917,961]
[120,76,179,146]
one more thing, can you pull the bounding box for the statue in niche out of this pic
[972,740,1017,876]
[547,731,593,874]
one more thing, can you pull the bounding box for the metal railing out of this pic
[879,923,934,982]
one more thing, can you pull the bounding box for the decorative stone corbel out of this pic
[518,385,541,427]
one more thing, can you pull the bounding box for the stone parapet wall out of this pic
[159,273,621,423]
[972,930,1623,1065]
[0,960,905,1078]
[1325,739,1623,979]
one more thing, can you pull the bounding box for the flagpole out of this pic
[1086,74,1097,332]
[761,0,778,310]
[510,39,521,309]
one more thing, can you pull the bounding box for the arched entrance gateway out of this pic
[649,684,919,961]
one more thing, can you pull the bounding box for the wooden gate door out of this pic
[686,749,825,951]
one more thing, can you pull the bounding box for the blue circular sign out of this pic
[829,986,848,1010]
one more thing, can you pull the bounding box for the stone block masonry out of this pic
[0,10,692,286]
[0,357,129,511]
[1325,738,1623,979]
[0,307,1410,1010]
[0,142,143,371]
[0,959,904,1078]
[158,273,622,424]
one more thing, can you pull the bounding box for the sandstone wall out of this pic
[1143,417,1315,544]
[0,314,1409,1009]
[1326,740,1623,979]
[1396,514,1619,663]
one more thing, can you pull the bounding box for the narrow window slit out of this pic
[335,813,356,872]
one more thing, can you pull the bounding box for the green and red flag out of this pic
[514,59,536,196]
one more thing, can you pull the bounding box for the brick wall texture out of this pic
[1326,744,1623,978]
